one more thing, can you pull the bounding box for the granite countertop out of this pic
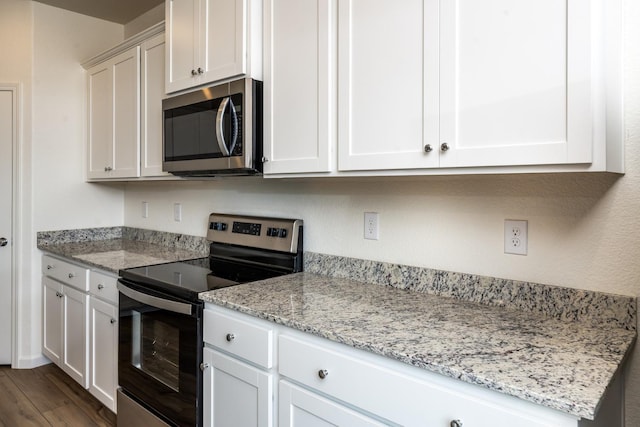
[37,227,208,273]
[200,272,637,420]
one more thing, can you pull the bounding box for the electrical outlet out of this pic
[142,201,148,218]
[364,212,379,240]
[174,203,182,222]
[504,220,527,255]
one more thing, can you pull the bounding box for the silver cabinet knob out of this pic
[47,264,54,270]
[197,67,203,75]
[68,273,75,279]
[440,142,450,152]
[200,362,210,371]
[104,166,113,172]
[318,369,329,379]
[261,156,269,163]
[450,420,463,427]
[0,237,7,247]
[56,291,63,298]
[424,144,433,153]
[191,69,197,76]
[226,333,235,342]
[110,318,116,324]
[97,284,104,290]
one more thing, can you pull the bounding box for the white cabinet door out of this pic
[42,277,63,366]
[203,347,273,427]
[62,284,90,388]
[112,47,141,178]
[87,46,141,179]
[167,0,259,93]
[141,33,170,177]
[438,0,592,168]
[337,0,439,171]
[89,296,118,412]
[202,0,246,83]
[87,61,113,179]
[279,381,386,427]
[263,0,336,175]
[166,0,199,93]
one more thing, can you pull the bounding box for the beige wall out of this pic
[123,0,640,424]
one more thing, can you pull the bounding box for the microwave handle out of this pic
[215,97,239,157]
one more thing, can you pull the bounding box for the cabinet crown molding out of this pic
[81,21,165,70]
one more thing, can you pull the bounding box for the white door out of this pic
[0,88,14,365]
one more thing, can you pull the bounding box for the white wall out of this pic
[123,0,640,424]
[4,1,125,368]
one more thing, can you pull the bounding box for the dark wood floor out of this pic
[0,363,116,426]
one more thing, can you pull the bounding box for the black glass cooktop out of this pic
[119,256,291,302]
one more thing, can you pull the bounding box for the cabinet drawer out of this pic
[203,308,273,369]
[43,255,89,292]
[89,270,118,304]
[278,335,576,427]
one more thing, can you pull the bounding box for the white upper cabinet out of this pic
[87,47,141,179]
[263,0,336,174]
[338,0,439,172]
[84,24,172,181]
[166,0,262,94]
[264,0,623,177]
[437,0,592,168]
[141,33,170,177]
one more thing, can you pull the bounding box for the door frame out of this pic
[1,83,20,368]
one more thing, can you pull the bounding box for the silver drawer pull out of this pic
[200,362,210,371]
[226,333,235,342]
[318,369,329,379]
[450,420,463,427]
[47,264,54,270]
[97,284,104,290]
[110,318,116,324]
[68,273,75,279]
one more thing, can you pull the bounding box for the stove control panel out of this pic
[232,222,262,236]
[207,213,303,253]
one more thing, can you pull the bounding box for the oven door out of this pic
[117,280,203,426]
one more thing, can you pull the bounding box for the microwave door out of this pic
[215,97,239,157]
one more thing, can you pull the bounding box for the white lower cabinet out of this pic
[279,381,386,427]
[204,304,617,427]
[203,348,273,427]
[42,255,118,413]
[61,284,90,387]
[42,256,90,389]
[89,295,118,412]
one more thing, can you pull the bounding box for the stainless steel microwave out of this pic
[162,78,262,177]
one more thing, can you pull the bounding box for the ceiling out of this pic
[34,0,164,24]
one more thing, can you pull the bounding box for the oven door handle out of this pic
[117,282,193,315]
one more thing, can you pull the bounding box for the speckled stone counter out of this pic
[37,227,208,273]
[200,265,636,420]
